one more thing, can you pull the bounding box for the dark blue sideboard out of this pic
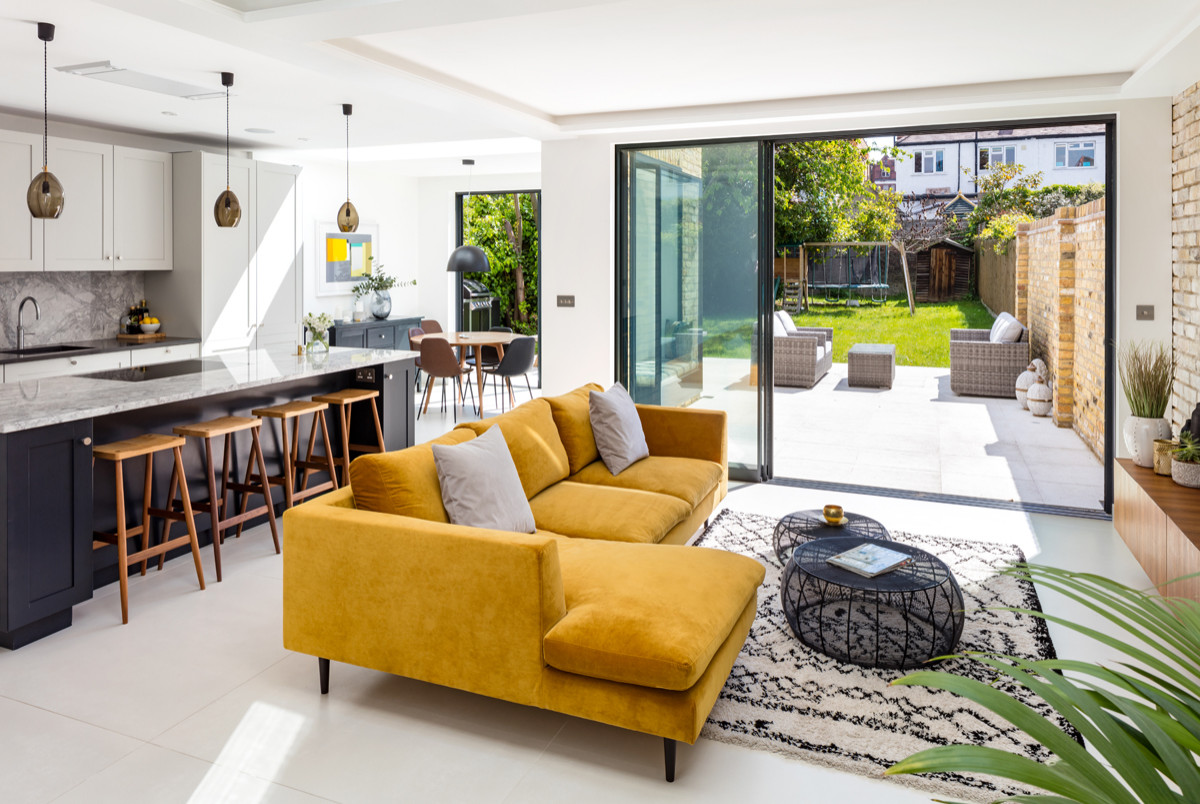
[328,316,423,350]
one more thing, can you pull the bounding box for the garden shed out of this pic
[913,239,973,302]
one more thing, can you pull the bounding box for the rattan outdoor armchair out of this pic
[949,328,1029,397]
[774,311,833,388]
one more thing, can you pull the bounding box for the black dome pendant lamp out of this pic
[27,22,64,219]
[337,103,359,232]
[446,159,490,273]
[213,71,241,228]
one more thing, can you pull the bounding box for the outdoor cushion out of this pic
[570,455,723,508]
[528,481,690,544]
[456,398,570,499]
[546,539,764,690]
[544,383,604,475]
[431,425,536,533]
[348,428,476,522]
[589,383,649,474]
[776,310,798,333]
[989,312,1025,344]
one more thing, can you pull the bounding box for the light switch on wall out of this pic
[1136,305,1154,321]
[557,295,575,308]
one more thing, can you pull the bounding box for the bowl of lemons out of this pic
[140,317,161,334]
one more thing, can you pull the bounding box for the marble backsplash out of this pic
[0,272,145,349]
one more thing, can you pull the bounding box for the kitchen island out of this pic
[0,346,417,649]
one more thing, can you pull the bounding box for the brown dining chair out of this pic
[420,319,444,334]
[418,337,476,422]
[408,326,426,392]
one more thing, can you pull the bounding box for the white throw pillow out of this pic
[589,382,650,475]
[431,425,536,533]
[777,311,798,334]
[773,312,790,338]
[989,312,1024,344]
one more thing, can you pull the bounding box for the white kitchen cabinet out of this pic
[44,138,113,272]
[0,130,44,272]
[129,342,200,367]
[3,349,128,383]
[147,151,300,355]
[114,147,173,271]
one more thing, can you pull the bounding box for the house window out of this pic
[913,149,944,174]
[1055,141,1095,168]
[978,145,1015,170]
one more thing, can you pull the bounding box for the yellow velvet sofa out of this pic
[282,385,765,781]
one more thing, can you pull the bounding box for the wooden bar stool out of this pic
[162,416,279,583]
[312,388,385,484]
[92,434,206,624]
[242,400,338,529]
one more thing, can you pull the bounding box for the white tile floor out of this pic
[0,481,1146,803]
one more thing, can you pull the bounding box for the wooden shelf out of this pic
[1114,458,1200,600]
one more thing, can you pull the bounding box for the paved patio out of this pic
[696,358,1105,511]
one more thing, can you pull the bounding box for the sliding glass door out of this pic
[617,141,769,479]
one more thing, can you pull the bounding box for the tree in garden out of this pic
[462,193,540,335]
[964,162,1042,253]
[890,194,953,316]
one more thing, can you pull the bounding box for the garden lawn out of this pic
[790,297,995,368]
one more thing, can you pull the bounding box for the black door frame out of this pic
[454,189,543,388]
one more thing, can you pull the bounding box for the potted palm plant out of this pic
[1118,340,1173,467]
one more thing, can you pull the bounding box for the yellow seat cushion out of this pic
[347,429,476,522]
[544,383,603,475]
[570,456,723,508]
[456,399,570,499]
[528,482,689,544]
[545,539,764,691]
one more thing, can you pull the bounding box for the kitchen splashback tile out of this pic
[0,272,144,349]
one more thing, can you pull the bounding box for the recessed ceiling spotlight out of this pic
[162,110,177,116]
[298,137,309,142]
[245,127,274,134]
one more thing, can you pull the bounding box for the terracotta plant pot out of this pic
[1171,457,1200,488]
[1153,439,1178,476]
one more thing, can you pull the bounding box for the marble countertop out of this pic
[0,336,201,366]
[0,346,417,434]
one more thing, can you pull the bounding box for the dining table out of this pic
[409,330,522,415]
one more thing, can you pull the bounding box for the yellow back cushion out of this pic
[348,429,476,521]
[456,398,570,499]
[544,383,603,475]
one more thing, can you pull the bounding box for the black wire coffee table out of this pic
[773,509,890,565]
[781,535,965,669]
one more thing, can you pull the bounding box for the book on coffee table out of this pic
[826,542,912,578]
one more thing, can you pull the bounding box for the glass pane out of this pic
[620,143,760,473]
[978,148,989,169]
[914,151,923,173]
[935,151,944,172]
[1055,145,1066,167]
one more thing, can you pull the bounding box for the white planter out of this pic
[1027,380,1052,417]
[1172,458,1200,488]
[1123,416,1172,468]
[1015,366,1039,409]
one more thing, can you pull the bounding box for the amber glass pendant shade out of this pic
[337,201,359,233]
[27,170,64,219]
[214,189,241,227]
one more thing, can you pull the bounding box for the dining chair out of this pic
[482,336,536,414]
[420,319,443,334]
[466,326,512,370]
[417,337,476,422]
[408,326,426,392]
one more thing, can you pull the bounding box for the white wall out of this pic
[415,172,541,332]
[539,98,1172,462]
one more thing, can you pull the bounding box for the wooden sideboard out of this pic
[1114,458,1200,600]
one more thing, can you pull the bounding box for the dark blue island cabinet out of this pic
[0,420,95,649]
[328,316,422,350]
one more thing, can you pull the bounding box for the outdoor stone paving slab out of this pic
[942,454,1034,481]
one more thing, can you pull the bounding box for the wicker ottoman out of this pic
[848,343,895,389]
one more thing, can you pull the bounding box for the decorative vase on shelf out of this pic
[306,329,329,353]
[1171,457,1200,488]
[370,290,392,320]
[1122,416,1171,468]
[1153,439,1178,476]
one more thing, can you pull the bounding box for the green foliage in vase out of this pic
[353,262,415,300]
[462,193,540,335]
[888,564,1200,803]
[1175,431,1200,464]
[1118,340,1174,419]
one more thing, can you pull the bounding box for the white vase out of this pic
[1027,378,1052,417]
[1123,416,1172,468]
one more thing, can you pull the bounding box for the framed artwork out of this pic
[316,222,380,296]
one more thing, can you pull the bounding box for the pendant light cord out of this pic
[345,113,350,202]
[225,83,230,190]
[42,38,48,171]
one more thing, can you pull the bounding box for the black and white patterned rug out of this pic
[697,509,1070,802]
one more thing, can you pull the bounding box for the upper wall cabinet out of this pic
[0,130,44,272]
[44,140,173,272]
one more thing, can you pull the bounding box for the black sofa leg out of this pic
[319,657,330,694]
[664,738,676,782]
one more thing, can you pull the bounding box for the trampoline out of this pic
[805,242,890,303]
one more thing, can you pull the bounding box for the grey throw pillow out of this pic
[589,382,650,475]
[431,425,536,533]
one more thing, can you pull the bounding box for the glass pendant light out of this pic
[213,71,241,228]
[337,103,359,232]
[27,22,64,219]
[446,158,490,273]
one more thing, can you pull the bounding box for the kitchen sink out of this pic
[0,344,91,357]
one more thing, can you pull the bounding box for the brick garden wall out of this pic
[1013,198,1106,459]
[1172,84,1200,431]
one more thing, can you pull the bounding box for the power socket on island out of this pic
[355,367,376,383]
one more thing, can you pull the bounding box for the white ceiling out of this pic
[0,0,1199,167]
